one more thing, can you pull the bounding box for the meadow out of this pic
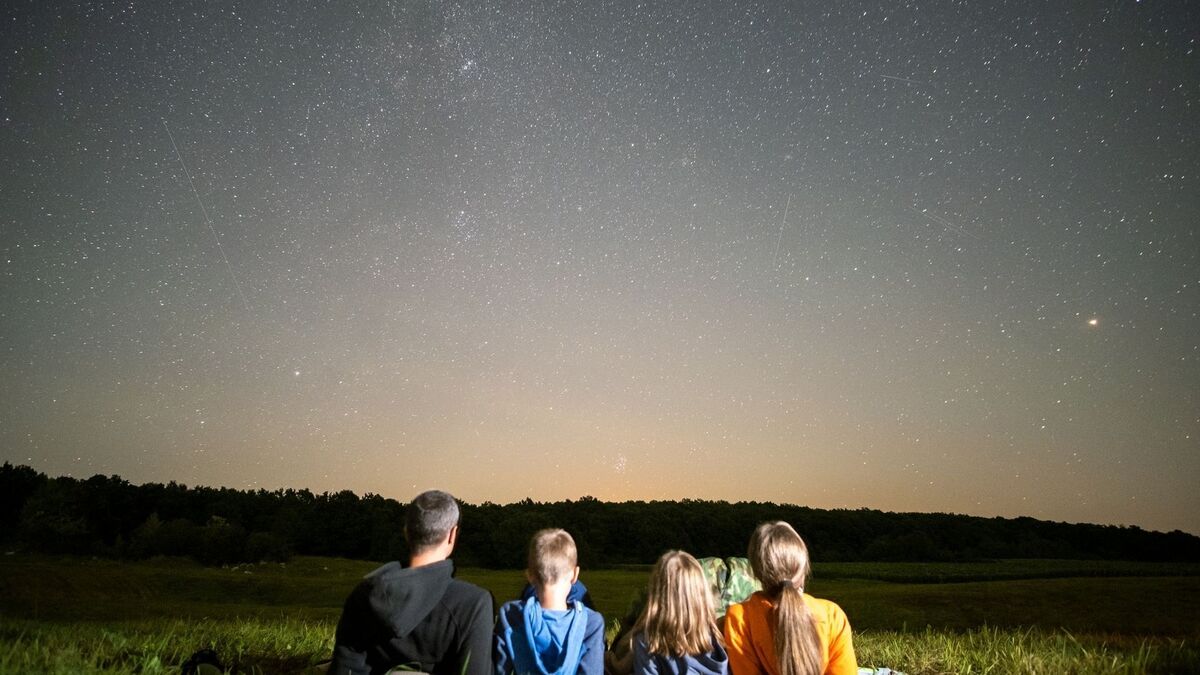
[0,554,1197,674]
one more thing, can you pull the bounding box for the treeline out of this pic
[2,463,1197,566]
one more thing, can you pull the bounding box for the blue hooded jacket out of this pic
[494,596,604,675]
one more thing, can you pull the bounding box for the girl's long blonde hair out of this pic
[748,522,823,675]
[640,550,721,657]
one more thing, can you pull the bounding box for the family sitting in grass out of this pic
[327,490,861,675]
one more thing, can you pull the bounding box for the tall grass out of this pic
[0,617,333,674]
[855,627,1198,675]
[1,619,1194,674]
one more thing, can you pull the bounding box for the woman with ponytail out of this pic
[722,522,856,675]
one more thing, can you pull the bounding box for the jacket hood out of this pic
[518,597,588,675]
[684,638,728,675]
[636,632,729,675]
[363,559,455,637]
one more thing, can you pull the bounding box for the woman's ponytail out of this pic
[773,581,822,675]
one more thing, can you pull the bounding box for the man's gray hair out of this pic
[405,490,461,552]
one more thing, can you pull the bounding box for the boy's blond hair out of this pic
[527,528,578,585]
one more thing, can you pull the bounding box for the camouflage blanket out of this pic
[698,556,761,616]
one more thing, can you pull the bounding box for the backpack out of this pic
[699,556,762,615]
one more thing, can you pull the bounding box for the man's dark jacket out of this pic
[329,559,494,675]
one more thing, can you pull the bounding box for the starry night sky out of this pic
[2,1,1197,534]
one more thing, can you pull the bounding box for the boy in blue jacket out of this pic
[494,529,605,675]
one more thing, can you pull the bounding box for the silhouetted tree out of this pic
[3,465,1199,566]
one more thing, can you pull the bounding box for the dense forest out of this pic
[2,463,1197,566]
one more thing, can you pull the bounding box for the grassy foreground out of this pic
[0,554,1197,674]
[2,618,1196,675]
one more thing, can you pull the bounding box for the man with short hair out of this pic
[329,490,493,675]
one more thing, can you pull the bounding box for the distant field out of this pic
[1,554,1197,674]
[814,558,1200,583]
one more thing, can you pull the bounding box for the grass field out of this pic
[1,554,1197,674]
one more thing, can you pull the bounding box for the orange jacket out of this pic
[722,591,856,675]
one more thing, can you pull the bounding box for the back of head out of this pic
[642,550,718,657]
[748,521,811,593]
[528,528,577,586]
[747,522,822,675]
[405,490,460,553]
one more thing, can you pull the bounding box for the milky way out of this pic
[2,1,1197,533]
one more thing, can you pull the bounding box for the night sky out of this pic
[2,1,1197,535]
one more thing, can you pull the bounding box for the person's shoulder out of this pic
[344,561,401,601]
[729,591,770,613]
[447,575,487,592]
[492,598,522,635]
[582,605,605,631]
[446,577,490,600]
[725,598,747,619]
[803,594,849,623]
[356,560,403,586]
[576,605,604,641]
[442,577,492,619]
[497,598,523,616]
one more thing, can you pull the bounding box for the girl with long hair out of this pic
[722,522,856,675]
[631,550,729,675]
